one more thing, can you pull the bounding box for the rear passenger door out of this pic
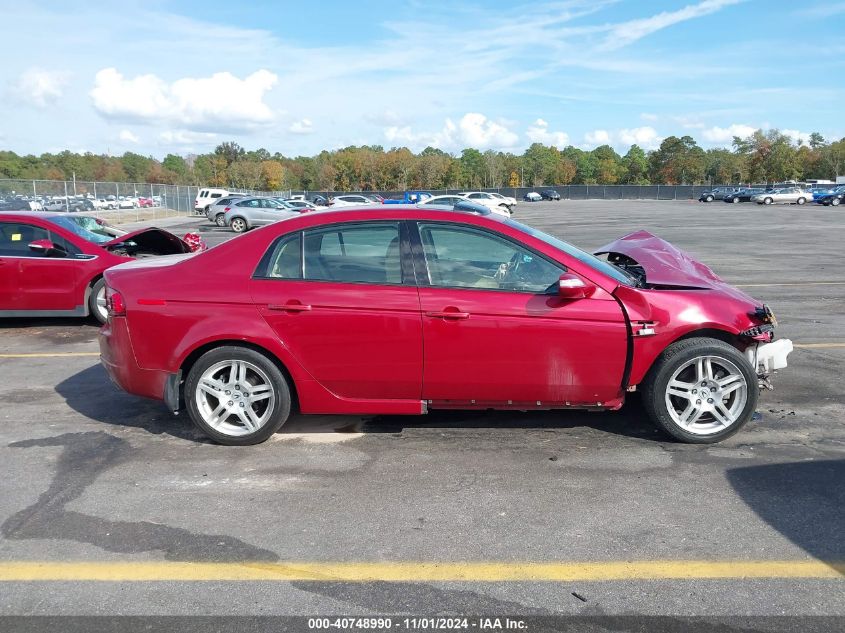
[250,221,423,402]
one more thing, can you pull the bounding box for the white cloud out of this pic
[12,68,69,107]
[119,129,140,144]
[584,129,611,145]
[782,129,812,145]
[640,112,658,122]
[702,123,756,143]
[526,119,570,147]
[158,129,218,145]
[618,126,662,149]
[90,68,278,131]
[385,113,517,150]
[599,0,744,51]
[289,118,314,134]
[458,113,519,148]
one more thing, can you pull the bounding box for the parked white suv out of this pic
[195,188,231,214]
[329,194,374,207]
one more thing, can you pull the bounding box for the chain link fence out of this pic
[2,178,737,223]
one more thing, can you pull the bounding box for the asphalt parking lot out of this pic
[0,200,843,619]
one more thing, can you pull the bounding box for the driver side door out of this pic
[412,222,628,407]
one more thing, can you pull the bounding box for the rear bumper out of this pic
[99,317,169,402]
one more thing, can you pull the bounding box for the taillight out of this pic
[107,289,126,316]
[224,207,230,212]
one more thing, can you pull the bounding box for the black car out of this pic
[540,189,560,200]
[722,188,766,203]
[309,194,329,206]
[699,187,740,202]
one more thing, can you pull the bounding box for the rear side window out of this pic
[303,222,403,285]
[258,233,302,279]
[210,193,223,199]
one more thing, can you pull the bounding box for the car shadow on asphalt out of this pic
[55,364,664,444]
[726,459,845,577]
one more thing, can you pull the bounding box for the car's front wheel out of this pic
[705,195,714,202]
[763,197,773,204]
[641,338,758,443]
[797,197,806,205]
[831,197,841,206]
[732,197,739,203]
[184,346,292,445]
[230,217,248,233]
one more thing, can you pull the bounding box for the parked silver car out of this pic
[222,197,299,233]
[205,195,247,226]
[751,187,811,205]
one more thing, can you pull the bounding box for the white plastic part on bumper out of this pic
[746,338,794,374]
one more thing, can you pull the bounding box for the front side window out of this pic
[417,223,563,293]
[304,222,403,285]
[0,222,50,256]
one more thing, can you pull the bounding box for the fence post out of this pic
[64,180,68,204]
[32,180,37,198]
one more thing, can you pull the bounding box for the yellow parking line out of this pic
[736,282,845,287]
[794,343,845,349]
[0,560,841,582]
[0,352,99,358]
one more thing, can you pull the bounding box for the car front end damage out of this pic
[594,231,794,392]
[739,305,793,390]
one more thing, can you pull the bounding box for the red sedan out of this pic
[0,212,204,324]
[99,205,792,445]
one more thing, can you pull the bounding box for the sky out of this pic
[2,0,844,158]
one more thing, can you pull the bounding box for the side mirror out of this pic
[28,239,66,257]
[558,273,595,300]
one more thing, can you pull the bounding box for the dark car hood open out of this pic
[594,230,728,289]
[104,227,190,255]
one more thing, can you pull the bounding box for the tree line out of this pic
[1,129,842,192]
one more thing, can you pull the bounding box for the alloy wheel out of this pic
[194,360,276,437]
[664,355,748,436]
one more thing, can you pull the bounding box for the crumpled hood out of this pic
[594,230,729,289]
[105,227,191,254]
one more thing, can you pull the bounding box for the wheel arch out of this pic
[179,339,300,412]
[631,326,745,387]
[82,273,105,317]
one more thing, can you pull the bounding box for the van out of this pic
[194,188,230,213]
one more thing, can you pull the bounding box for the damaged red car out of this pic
[0,212,205,324]
[99,205,792,445]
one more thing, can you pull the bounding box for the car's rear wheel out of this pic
[88,278,108,324]
[230,217,247,233]
[797,197,806,205]
[641,338,758,444]
[185,346,291,445]
[215,213,226,227]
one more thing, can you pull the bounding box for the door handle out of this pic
[426,310,470,320]
[268,303,312,312]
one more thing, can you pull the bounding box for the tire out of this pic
[831,197,841,206]
[215,213,226,227]
[184,346,291,445]
[797,197,806,205]
[641,338,758,444]
[705,195,714,202]
[88,278,108,324]
[230,217,248,233]
[763,197,773,205]
[732,197,739,203]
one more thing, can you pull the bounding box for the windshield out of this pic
[506,219,635,286]
[46,215,112,244]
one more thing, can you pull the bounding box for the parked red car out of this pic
[99,205,792,446]
[138,197,154,208]
[0,212,205,324]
